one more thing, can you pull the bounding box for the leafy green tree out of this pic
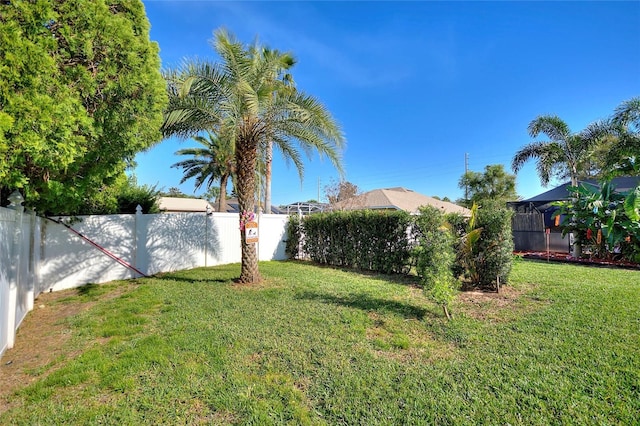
[0,1,167,214]
[458,164,518,208]
[162,29,345,283]
[512,116,597,187]
[172,131,235,212]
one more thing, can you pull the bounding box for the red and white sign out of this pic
[245,221,259,243]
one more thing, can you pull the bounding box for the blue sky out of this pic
[134,1,640,206]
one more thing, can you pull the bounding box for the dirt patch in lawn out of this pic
[456,285,544,322]
[0,283,135,413]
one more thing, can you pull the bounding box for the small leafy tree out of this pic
[413,206,459,320]
[456,204,513,291]
[455,204,483,285]
[458,164,518,208]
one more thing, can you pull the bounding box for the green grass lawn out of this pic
[1,260,639,425]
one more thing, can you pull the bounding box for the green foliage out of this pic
[413,206,459,319]
[455,205,483,284]
[456,204,514,289]
[116,176,160,214]
[75,174,160,214]
[553,180,640,261]
[301,210,412,274]
[458,164,518,208]
[0,0,167,214]
[475,204,514,288]
[285,214,301,259]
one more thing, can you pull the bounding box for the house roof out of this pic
[219,198,283,214]
[158,197,214,213]
[333,187,471,216]
[523,176,640,203]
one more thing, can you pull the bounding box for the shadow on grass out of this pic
[297,291,437,320]
[286,260,421,288]
[152,274,231,285]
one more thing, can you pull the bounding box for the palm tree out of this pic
[573,97,640,178]
[604,97,640,176]
[512,115,594,187]
[162,29,345,283]
[260,47,296,215]
[171,131,235,212]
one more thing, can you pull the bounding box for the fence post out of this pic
[134,205,143,277]
[26,208,36,311]
[6,190,24,349]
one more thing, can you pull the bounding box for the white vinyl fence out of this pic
[0,198,289,358]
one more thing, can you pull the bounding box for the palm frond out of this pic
[613,97,640,128]
[527,115,570,141]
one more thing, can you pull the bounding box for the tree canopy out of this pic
[458,164,518,208]
[0,0,166,214]
[324,179,361,204]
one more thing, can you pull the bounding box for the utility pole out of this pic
[464,152,469,201]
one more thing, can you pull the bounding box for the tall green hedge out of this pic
[293,210,412,274]
[285,204,515,295]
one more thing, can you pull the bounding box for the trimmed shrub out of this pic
[301,210,412,274]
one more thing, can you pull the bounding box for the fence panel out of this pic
[0,207,14,356]
[1,208,289,359]
[40,215,137,292]
[258,214,288,261]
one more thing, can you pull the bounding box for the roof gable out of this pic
[333,187,471,216]
[523,176,640,203]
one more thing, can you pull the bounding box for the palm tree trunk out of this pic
[218,174,228,212]
[236,136,261,284]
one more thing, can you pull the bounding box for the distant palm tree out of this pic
[573,97,640,178]
[162,29,345,283]
[171,131,235,212]
[512,115,595,187]
[260,47,296,215]
[604,97,640,176]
